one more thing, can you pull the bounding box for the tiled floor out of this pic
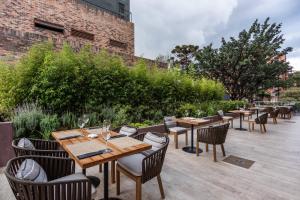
[1,116,300,200]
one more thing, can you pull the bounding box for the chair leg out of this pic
[111,160,116,184]
[221,144,226,157]
[116,167,120,195]
[185,132,188,146]
[174,133,178,149]
[263,124,266,133]
[206,143,209,152]
[260,124,263,133]
[231,119,233,128]
[248,123,251,132]
[196,140,199,156]
[252,123,254,131]
[136,177,142,200]
[99,164,102,173]
[157,174,165,199]
[213,145,217,162]
[275,118,277,124]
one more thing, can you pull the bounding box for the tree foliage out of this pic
[195,18,292,100]
[170,45,199,71]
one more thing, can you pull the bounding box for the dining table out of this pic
[52,128,152,200]
[249,107,266,118]
[229,110,253,131]
[176,117,210,154]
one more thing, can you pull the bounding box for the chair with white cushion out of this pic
[164,116,188,149]
[12,138,68,158]
[5,155,93,200]
[108,126,138,183]
[217,110,234,128]
[116,132,169,200]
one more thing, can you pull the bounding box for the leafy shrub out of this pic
[12,104,60,139]
[40,115,60,139]
[0,42,224,118]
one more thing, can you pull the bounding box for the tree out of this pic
[170,45,199,71]
[195,18,292,100]
[291,71,300,87]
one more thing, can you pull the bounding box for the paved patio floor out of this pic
[1,116,300,200]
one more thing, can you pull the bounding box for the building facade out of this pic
[0,0,134,62]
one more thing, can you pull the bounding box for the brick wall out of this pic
[0,0,134,60]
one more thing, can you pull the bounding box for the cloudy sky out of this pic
[131,0,300,71]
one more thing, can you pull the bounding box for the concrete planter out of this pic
[0,122,14,167]
[137,124,166,134]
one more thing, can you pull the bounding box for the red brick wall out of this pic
[0,0,134,59]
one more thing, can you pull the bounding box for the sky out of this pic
[131,0,300,71]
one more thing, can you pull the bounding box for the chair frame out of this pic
[12,138,68,158]
[196,123,230,162]
[116,132,169,200]
[247,113,268,133]
[164,117,188,149]
[5,155,91,200]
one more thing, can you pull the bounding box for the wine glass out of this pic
[78,117,85,130]
[83,114,89,126]
[104,131,111,152]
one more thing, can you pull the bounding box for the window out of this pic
[34,18,64,33]
[119,2,125,14]
[109,39,127,49]
[71,29,94,41]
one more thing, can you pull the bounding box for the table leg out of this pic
[100,162,122,200]
[235,113,247,131]
[182,124,203,154]
[257,110,259,118]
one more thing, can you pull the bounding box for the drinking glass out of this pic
[83,114,89,126]
[78,117,85,130]
[104,132,111,152]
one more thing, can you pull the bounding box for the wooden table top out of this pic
[176,117,210,126]
[229,110,253,114]
[52,129,151,169]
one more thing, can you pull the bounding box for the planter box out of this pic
[137,124,166,134]
[0,122,14,167]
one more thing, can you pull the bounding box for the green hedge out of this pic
[1,43,224,120]
[0,42,230,138]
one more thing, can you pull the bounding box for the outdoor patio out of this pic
[1,115,300,200]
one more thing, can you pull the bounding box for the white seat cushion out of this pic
[169,126,187,133]
[143,132,167,151]
[118,153,145,176]
[50,173,96,194]
[16,159,47,182]
[17,138,35,150]
[119,126,137,136]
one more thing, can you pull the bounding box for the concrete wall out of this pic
[0,122,14,167]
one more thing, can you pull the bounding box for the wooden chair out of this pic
[196,123,230,162]
[116,132,169,200]
[100,126,138,184]
[269,109,279,124]
[278,107,292,119]
[247,113,268,133]
[217,110,233,128]
[12,138,68,158]
[164,116,188,149]
[5,155,92,200]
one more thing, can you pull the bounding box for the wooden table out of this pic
[249,107,266,118]
[176,118,210,154]
[229,110,252,131]
[52,129,151,200]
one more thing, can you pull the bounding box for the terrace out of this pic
[1,114,300,200]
